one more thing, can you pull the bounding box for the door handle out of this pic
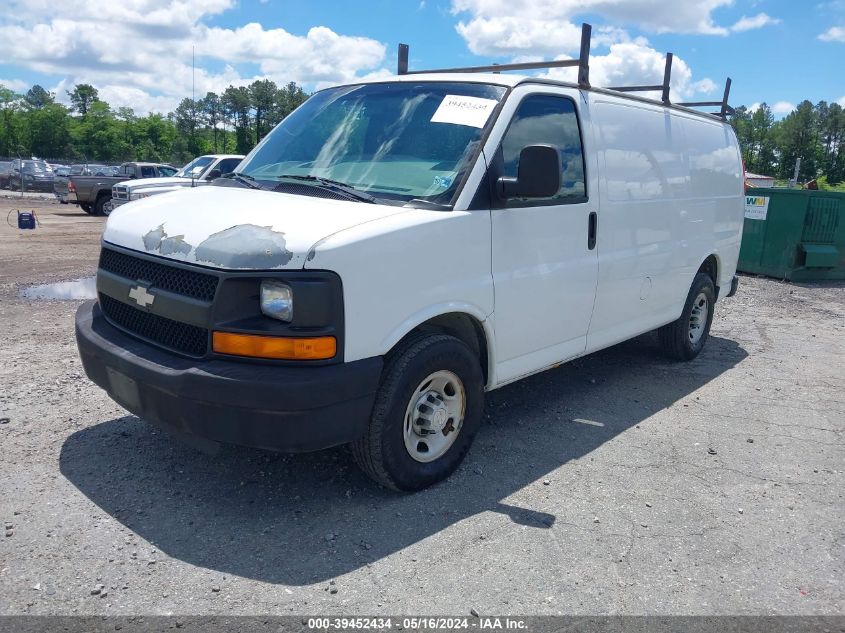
[588,211,597,250]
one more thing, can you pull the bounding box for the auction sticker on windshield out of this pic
[431,95,498,128]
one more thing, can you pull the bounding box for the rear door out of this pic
[488,86,599,384]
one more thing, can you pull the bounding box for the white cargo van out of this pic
[76,25,743,490]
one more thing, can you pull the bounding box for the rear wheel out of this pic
[80,203,93,214]
[352,334,485,491]
[658,272,716,360]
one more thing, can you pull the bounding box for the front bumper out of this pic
[75,301,382,452]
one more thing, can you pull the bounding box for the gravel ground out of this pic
[1,198,843,616]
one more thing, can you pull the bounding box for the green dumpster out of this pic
[738,187,845,281]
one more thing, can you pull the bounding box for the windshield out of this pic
[237,82,507,205]
[22,160,51,174]
[176,156,214,178]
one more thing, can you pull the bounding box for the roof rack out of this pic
[397,23,734,120]
[398,23,593,89]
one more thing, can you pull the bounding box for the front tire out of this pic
[352,334,485,491]
[658,272,716,360]
[94,195,113,216]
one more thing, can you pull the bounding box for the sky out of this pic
[0,0,843,117]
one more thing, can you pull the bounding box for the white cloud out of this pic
[748,102,761,113]
[0,77,29,92]
[730,13,781,32]
[837,95,845,106]
[539,41,717,100]
[0,0,388,115]
[772,101,795,115]
[449,0,726,101]
[818,26,845,41]
[452,0,736,49]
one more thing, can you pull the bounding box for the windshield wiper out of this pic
[275,174,376,204]
[222,172,267,190]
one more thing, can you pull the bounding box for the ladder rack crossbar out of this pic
[397,25,733,119]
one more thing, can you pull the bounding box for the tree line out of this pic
[0,80,309,165]
[730,100,844,186]
[1,80,843,186]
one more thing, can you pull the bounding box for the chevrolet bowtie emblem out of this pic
[128,285,155,308]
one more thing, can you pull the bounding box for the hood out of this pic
[102,185,406,270]
[117,176,194,190]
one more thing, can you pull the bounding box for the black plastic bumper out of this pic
[75,301,382,452]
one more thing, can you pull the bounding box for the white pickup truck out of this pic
[109,154,244,210]
[76,30,743,491]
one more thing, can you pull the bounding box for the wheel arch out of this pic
[382,307,494,388]
[698,253,720,286]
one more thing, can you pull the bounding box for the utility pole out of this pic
[789,157,801,189]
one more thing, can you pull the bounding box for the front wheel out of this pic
[658,272,716,360]
[95,195,113,216]
[352,334,485,491]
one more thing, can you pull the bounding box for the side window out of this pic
[124,165,136,178]
[141,166,156,177]
[217,158,241,174]
[499,94,586,205]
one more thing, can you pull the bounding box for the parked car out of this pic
[0,161,11,189]
[68,162,177,215]
[110,154,244,210]
[8,158,55,192]
[75,34,743,491]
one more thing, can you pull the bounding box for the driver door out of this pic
[489,88,599,385]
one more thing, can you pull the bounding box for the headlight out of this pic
[131,192,151,200]
[260,280,293,322]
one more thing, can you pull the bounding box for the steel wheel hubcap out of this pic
[688,292,709,345]
[403,370,466,463]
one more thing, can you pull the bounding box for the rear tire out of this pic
[658,272,716,361]
[352,334,485,491]
[80,203,93,214]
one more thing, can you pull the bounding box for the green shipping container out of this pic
[738,187,845,281]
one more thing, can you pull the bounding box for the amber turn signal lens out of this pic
[212,332,336,360]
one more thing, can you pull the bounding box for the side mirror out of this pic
[205,169,222,181]
[496,144,560,200]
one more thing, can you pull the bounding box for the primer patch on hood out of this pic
[195,224,293,268]
[141,222,292,268]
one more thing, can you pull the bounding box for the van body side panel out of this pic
[586,98,743,353]
[303,210,494,365]
[682,118,745,292]
[588,99,690,350]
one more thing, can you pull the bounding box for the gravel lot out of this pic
[1,198,843,616]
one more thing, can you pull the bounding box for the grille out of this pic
[99,294,208,357]
[112,186,129,200]
[99,248,218,302]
